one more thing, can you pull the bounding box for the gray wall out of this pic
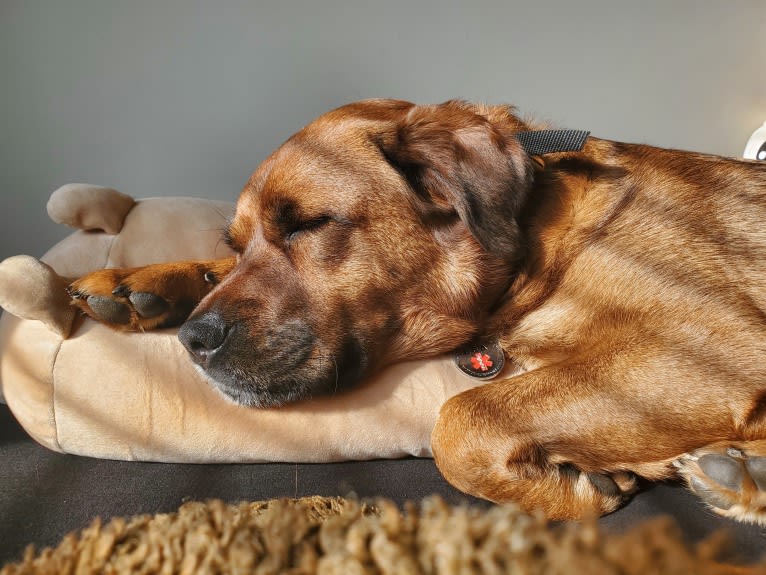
[1,0,764,261]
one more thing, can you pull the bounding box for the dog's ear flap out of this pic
[379,101,534,260]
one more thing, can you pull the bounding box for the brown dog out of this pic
[68,99,766,522]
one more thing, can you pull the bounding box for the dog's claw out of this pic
[66,285,83,299]
[727,447,744,459]
[672,453,698,468]
[111,284,131,297]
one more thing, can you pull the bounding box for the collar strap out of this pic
[516,129,590,156]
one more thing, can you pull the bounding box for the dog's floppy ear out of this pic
[379,101,534,260]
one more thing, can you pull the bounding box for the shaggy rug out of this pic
[0,496,761,575]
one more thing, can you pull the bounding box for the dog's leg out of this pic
[430,353,750,520]
[431,372,649,520]
[674,440,766,525]
[67,257,237,331]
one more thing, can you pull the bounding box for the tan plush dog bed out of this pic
[0,184,481,463]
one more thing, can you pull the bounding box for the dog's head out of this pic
[179,99,535,406]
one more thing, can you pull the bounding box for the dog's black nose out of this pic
[178,312,229,367]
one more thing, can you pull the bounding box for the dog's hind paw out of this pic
[674,441,766,525]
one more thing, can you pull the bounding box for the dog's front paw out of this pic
[67,262,220,331]
[675,441,766,525]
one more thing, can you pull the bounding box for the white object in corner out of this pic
[743,122,766,160]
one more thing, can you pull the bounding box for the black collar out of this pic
[516,129,590,156]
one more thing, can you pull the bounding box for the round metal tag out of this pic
[453,341,505,380]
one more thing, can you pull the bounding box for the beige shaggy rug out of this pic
[0,496,760,575]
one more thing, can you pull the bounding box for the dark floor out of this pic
[1,403,765,567]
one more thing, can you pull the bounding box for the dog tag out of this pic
[454,341,505,380]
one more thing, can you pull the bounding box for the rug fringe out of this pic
[0,496,756,574]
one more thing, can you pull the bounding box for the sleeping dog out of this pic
[68,99,766,522]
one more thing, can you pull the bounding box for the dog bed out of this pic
[0,184,482,463]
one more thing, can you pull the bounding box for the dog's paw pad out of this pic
[677,444,766,524]
[587,472,622,497]
[128,291,169,318]
[581,470,638,510]
[586,471,638,497]
[85,295,131,324]
[697,453,744,491]
[688,475,736,510]
[745,456,766,491]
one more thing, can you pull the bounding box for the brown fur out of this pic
[69,100,766,521]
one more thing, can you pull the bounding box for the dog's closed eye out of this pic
[285,215,333,242]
